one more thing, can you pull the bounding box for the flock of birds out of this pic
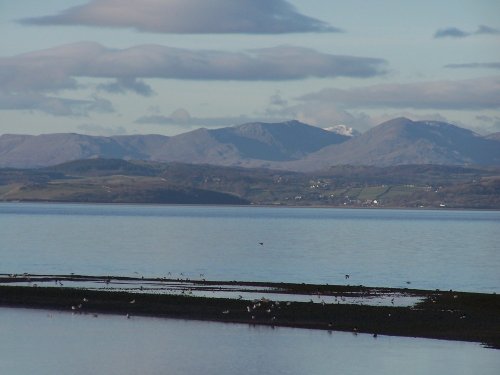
[9,261,413,340]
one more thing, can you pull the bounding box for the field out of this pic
[1,159,499,208]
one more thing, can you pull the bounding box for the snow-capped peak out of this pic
[324,124,360,137]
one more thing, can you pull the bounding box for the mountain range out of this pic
[1,118,499,171]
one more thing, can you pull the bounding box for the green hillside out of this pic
[0,159,499,208]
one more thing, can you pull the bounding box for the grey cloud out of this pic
[20,0,340,34]
[476,115,500,123]
[298,77,500,110]
[264,101,374,129]
[0,42,387,91]
[0,42,386,116]
[265,98,462,131]
[444,62,500,70]
[476,25,500,35]
[0,92,114,116]
[77,123,128,135]
[97,78,155,96]
[269,92,288,107]
[475,115,500,134]
[135,108,275,127]
[434,27,470,38]
[434,24,500,39]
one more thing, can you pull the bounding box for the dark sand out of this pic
[0,274,498,349]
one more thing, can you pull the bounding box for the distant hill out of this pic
[1,118,499,171]
[0,133,152,168]
[2,159,499,208]
[111,134,169,157]
[287,118,500,170]
[151,120,349,166]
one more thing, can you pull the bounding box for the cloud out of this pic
[434,24,500,38]
[264,100,374,129]
[97,78,155,96]
[434,27,469,38]
[268,91,288,107]
[444,62,500,70]
[77,123,128,136]
[476,24,500,35]
[0,92,113,116]
[135,108,273,127]
[475,115,500,133]
[20,0,340,34]
[0,42,387,89]
[0,42,386,116]
[298,77,500,110]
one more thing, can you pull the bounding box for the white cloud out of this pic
[20,0,340,34]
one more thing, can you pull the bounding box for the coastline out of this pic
[1,276,498,349]
[1,200,499,211]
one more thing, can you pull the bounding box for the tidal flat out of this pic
[1,274,498,349]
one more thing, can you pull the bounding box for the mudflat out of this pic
[0,275,498,349]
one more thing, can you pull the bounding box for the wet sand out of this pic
[0,274,498,349]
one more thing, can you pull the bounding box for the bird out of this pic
[259,242,264,246]
[129,299,136,304]
[345,274,350,279]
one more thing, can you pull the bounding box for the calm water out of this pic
[0,308,498,375]
[1,203,499,373]
[1,203,499,292]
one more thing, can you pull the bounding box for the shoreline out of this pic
[1,200,499,212]
[1,276,498,349]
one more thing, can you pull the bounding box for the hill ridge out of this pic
[1,118,499,170]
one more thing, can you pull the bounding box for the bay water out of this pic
[1,203,499,374]
[0,307,498,375]
[1,203,498,292]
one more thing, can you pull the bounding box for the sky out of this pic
[1,0,499,136]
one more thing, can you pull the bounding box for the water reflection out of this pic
[0,307,498,375]
[2,275,423,307]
